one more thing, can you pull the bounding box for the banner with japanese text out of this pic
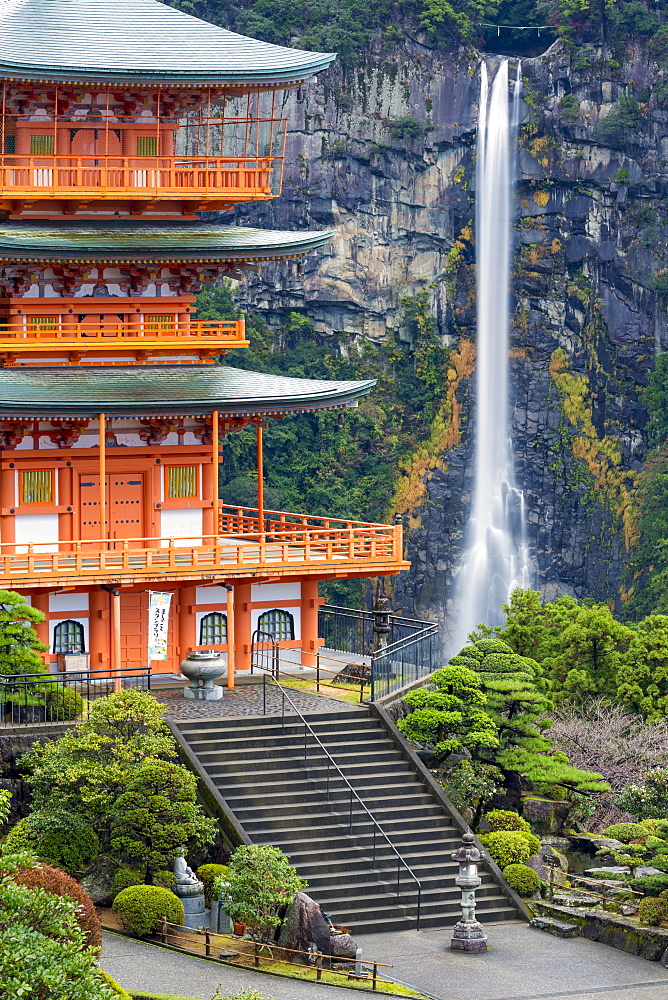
[148,591,173,661]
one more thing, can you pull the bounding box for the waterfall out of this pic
[451,59,529,654]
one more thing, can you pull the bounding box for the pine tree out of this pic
[397,664,499,765]
[0,589,47,676]
[452,637,608,797]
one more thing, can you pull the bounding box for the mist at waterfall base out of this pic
[450,59,530,656]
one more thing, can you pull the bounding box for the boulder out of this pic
[521,797,571,835]
[527,844,569,883]
[331,932,358,960]
[278,892,332,965]
[80,856,118,907]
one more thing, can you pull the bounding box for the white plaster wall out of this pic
[160,508,202,546]
[196,585,230,606]
[48,592,89,613]
[251,582,301,602]
[15,513,59,552]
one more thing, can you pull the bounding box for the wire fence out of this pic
[0,667,151,727]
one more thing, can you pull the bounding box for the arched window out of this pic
[53,619,85,654]
[257,609,295,641]
[199,612,227,646]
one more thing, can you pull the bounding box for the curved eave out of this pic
[0,365,375,418]
[0,0,335,86]
[0,223,334,264]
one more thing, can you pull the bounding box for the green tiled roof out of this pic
[0,221,333,263]
[0,0,335,84]
[0,364,374,416]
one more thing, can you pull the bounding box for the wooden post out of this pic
[111,589,121,692]
[233,582,252,673]
[372,963,378,991]
[99,413,106,540]
[226,584,235,689]
[256,423,264,530]
[254,942,260,968]
[301,578,319,668]
[316,953,323,981]
[212,409,219,535]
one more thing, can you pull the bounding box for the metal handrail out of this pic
[250,629,279,679]
[261,673,422,929]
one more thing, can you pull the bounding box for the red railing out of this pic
[219,503,391,538]
[0,155,279,199]
[0,319,245,343]
[0,523,403,585]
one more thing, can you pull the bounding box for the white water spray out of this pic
[451,59,529,653]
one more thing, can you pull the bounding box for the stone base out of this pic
[175,890,209,930]
[184,684,223,701]
[450,920,488,953]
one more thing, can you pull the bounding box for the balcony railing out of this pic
[0,155,279,201]
[218,504,392,538]
[0,319,247,360]
[0,521,406,587]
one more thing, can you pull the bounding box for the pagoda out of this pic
[0,0,408,680]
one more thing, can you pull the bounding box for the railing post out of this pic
[316,953,323,981]
[263,672,266,715]
[372,963,378,991]
[205,929,211,956]
[373,826,376,866]
[349,787,353,835]
[281,691,285,735]
[316,651,320,692]
[254,942,260,967]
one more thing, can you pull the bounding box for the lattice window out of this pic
[137,136,157,156]
[53,619,85,654]
[4,136,15,154]
[145,315,175,332]
[30,135,54,155]
[21,469,53,504]
[258,609,295,641]
[29,316,58,333]
[167,465,197,499]
[199,612,227,645]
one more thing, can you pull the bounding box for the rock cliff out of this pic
[231,33,668,644]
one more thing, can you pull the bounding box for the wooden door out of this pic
[109,474,144,542]
[79,474,103,541]
[78,473,144,543]
[120,591,146,669]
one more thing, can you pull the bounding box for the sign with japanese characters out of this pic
[148,591,172,661]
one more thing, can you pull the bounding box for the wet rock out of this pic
[278,892,332,965]
[81,856,119,907]
[522,798,571,836]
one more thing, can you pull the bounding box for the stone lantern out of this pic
[450,832,488,952]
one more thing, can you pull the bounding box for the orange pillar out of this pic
[90,589,109,670]
[58,463,74,545]
[301,579,321,668]
[0,458,15,547]
[226,584,235,689]
[233,582,252,673]
[31,591,50,667]
[99,414,107,540]
[111,589,121,692]
[256,424,264,528]
[179,585,196,658]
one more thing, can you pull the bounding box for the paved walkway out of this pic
[355,922,668,1000]
[101,923,668,1000]
[156,684,362,721]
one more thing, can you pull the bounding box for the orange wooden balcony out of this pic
[0,318,248,363]
[0,155,281,204]
[0,517,407,588]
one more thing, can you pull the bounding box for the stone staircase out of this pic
[173,706,520,934]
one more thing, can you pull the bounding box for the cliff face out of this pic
[233,33,668,642]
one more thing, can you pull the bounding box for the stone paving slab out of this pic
[155,685,364,721]
[354,922,668,1000]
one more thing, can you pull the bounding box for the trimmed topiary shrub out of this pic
[113,867,176,895]
[601,822,649,843]
[517,831,541,855]
[630,874,668,897]
[96,969,132,999]
[637,896,668,926]
[2,810,99,874]
[12,863,102,950]
[113,885,185,936]
[502,863,541,897]
[41,684,85,721]
[640,819,663,836]
[484,810,531,833]
[197,863,229,905]
[478,831,533,868]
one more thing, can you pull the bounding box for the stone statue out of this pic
[173,848,199,886]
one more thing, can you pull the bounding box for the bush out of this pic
[113,885,184,937]
[502,863,541,897]
[478,831,533,868]
[484,810,531,833]
[96,970,132,999]
[41,684,85,720]
[637,896,668,926]
[630,874,668,896]
[12,863,102,950]
[7,809,100,874]
[601,822,649,843]
[197,863,229,905]
[640,820,664,836]
[113,868,175,895]
[225,844,306,941]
